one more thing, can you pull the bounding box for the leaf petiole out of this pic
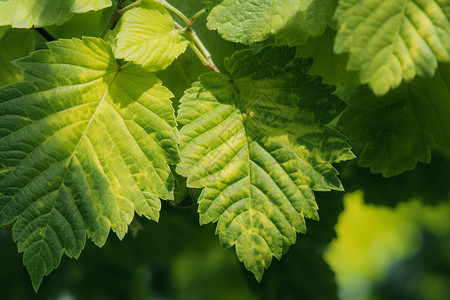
[121,1,141,13]
[189,29,219,72]
[35,28,56,41]
[174,19,219,72]
[190,8,206,24]
[100,0,140,39]
[157,0,190,25]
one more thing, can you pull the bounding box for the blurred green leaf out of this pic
[276,0,337,46]
[338,64,450,177]
[334,0,450,96]
[0,28,35,86]
[294,28,359,86]
[339,152,450,207]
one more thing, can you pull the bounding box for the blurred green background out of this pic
[1,1,449,299]
[2,152,449,300]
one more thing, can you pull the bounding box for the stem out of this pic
[190,9,206,23]
[176,8,217,72]
[121,1,141,13]
[158,0,190,25]
[173,20,184,31]
[190,29,218,71]
[100,0,138,39]
[101,0,218,72]
[35,28,56,42]
[190,44,211,67]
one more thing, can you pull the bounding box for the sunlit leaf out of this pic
[334,0,450,96]
[0,37,179,290]
[0,0,112,28]
[177,46,354,281]
[206,0,306,44]
[115,1,188,71]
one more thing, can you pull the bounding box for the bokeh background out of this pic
[1,1,449,299]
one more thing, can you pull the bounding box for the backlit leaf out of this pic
[177,46,354,280]
[206,0,305,44]
[0,0,112,28]
[0,37,179,290]
[334,0,450,96]
[115,1,188,71]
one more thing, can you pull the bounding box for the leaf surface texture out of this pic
[206,0,306,44]
[0,0,112,28]
[335,0,450,96]
[0,37,179,290]
[177,46,354,280]
[115,1,188,71]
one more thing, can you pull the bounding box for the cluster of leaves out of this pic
[0,0,449,292]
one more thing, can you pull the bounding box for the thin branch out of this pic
[189,29,218,72]
[35,28,56,42]
[158,0,190,25]
[100,0,130,38]
[121,0,141,13]
[174,18,219,72]
[189,43,211,68]
[190,8,206,24]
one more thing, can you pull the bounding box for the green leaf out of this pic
[206,0,309,44]
[334,0,450,96]
[339,152,450,207]
[0,37,179,290]
[177,46,354,280]
[0,0,112,28]
[257,192,342,300]
[276,0,338,46]
[0,28,35,87]
[338,64,450,177]
[294,28,359,86]
[115,1,188,71]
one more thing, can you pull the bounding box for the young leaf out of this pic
[0,28,35,87]
[206,0,309,44]
[0,37,179,290]
[338,64,450,177]
[0,0,112,28]
[115,1,188,71]
[177,46,354,281]
[334,0,450,96]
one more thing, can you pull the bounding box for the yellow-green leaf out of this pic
[334,0,450,96]
[0,0,112,28]
[0,37,179,290]
[177,46,354,281]
[115,1,188,71]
